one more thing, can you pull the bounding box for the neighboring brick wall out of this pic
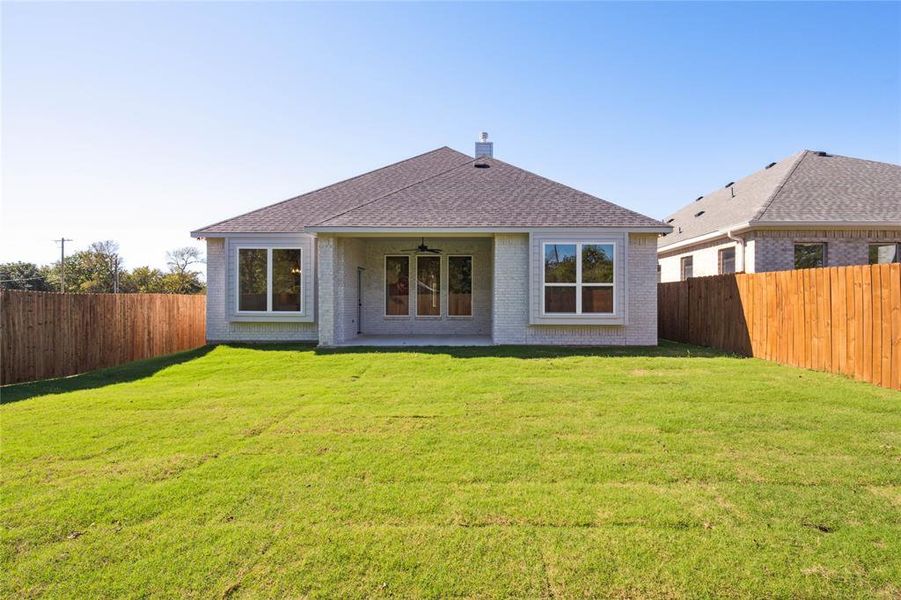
[492,233,658,345]
[749,229,901,272]
[657,228,901,278]
[658,238,740,282]
[205,238,318,343]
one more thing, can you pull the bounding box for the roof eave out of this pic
[658,220,901,251]
[305,225,673,234]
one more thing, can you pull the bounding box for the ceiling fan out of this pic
[402,237,442,254]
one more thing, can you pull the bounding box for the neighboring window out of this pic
[869,243,900,264]
[543,242,614,314]
[416,255,441,316]
[794,243,825,269]
[680,256,693,280]
[385,256,410,316]
[448,256,472,317]
[238,247,302,313]
[719,248,736,274]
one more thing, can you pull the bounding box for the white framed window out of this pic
[448,255,473,317]
[542,242,615,315]
[415,255,442,317]
[384,255,411,317]
[237,247,302,313]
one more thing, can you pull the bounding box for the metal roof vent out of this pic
[694,210,705,217]
[666,218,675,223]
[765,162,777,169]
[474,162,490,169]
[695,196,703,202]
[815,151,832,157]
[725,181,734,188]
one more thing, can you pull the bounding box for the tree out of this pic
[166,247,204,275]
[0,262,55,291]
[120,266,166,293]
[43,240,123,293]
[160,272,205,294]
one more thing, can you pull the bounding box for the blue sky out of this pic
[2,2,899,273]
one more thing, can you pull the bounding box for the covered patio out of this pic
[317,234,494,346]
[335,334,492,347]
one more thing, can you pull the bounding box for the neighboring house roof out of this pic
[659,150,901,249]
[192,147,666,235]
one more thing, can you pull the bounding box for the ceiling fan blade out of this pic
[427,248,442,254]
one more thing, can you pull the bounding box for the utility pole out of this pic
[54,237,73,292]
[113,255,119,293]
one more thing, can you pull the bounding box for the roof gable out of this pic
[658,152,804,248]
[314,155,664,229]
[659,151,901,249]
[193,147,665,235]
[755,152,901,223]
[192,147,471,234]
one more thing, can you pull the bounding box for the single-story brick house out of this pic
[658,150,901,282]
[191,136,670,346]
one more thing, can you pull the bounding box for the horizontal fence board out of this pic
[1,290,206,386]
[659,264,901,391]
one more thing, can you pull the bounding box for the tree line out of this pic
[0,241,205,294]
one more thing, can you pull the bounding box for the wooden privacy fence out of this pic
[1,290,206,386]
[658,264,901,390]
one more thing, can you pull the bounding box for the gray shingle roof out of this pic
[192,147,472,234]
[659,151,901,249]
[192,147,665,235]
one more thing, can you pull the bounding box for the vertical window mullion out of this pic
[575,242,582,314]
[266,248,273,312]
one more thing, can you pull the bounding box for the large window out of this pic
[448,256,472,317]
[543,242,614,314]
[680,256,693,280]
[238,247,302,313]
[794,243,825,269]
[718,248,736,274]
[869,243,900,264]
[385,256,410,316]
[416,255,441,316]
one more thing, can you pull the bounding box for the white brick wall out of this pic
[492,233,658,345]
[658,239,739,282]
[358,238,493,337]
[205,238,318,343]
[660,229,901,279]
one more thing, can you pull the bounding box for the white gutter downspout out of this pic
[726,229,745,273]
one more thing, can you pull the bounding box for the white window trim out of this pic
[384,254,411,318]
[447,255,473,318]
[415,254,442,319]
[540,241,616,316]
[236,246,303,314]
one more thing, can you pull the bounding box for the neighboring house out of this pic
[658,151,901,282]
[191,136,669,346]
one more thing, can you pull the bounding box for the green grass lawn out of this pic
[2,343,899,598]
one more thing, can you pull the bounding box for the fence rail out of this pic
[1,290,206,386]
[658,264,901,390]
